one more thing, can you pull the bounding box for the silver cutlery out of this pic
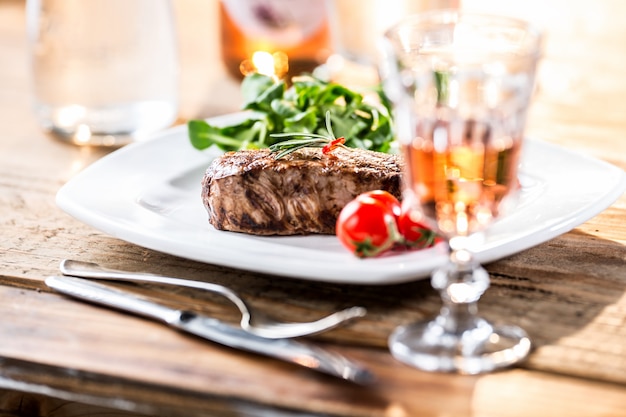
[60,259,366,339]
[46,275,375,385]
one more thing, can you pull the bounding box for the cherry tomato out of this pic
[397,207,438,248]
[357,190,402,217]
[336,195,400,258]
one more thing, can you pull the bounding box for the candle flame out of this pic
[240,51,289,79]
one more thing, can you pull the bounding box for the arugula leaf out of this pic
[241,73,282,107]
[188,73,396,153]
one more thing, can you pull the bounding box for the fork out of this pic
[59,259,366,339]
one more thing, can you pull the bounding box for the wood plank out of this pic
[1,286,626,417]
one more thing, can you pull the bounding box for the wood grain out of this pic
[2,286,626,417]
[0,0,625,416]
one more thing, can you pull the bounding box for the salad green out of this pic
[188,73,396,154]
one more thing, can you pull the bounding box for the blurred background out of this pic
[173,0,623,161]
[2,0,625,160]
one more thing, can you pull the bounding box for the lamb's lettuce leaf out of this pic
[188,73,396,154]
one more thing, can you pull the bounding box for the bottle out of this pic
[219,0,331,80]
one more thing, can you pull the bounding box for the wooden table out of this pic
[1,0,625,415]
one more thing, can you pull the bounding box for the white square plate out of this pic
[56,113,626,284]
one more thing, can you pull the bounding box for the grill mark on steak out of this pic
[201,147,403,235]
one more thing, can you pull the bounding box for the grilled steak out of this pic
[201,147,403,236]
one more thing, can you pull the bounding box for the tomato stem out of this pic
[352,216,403,258]
[401,226,439,249]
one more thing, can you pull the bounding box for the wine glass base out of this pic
[389,317,531,375]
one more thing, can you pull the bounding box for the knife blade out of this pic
[45,275,375,385]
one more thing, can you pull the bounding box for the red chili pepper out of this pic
[322,137,345,154]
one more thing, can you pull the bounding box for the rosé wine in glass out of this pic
[380,10,542,374]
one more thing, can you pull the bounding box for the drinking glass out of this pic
[27,0,179,146]
[379,10,542,374]
[324,0,459,87]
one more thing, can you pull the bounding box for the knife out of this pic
[45,275,375,385]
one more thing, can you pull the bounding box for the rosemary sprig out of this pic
[269,111,352,159]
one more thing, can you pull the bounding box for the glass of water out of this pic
[27,0,179,147]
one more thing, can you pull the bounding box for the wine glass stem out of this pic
[387,243,532,373]
[438,302,479,333]
[432,247,490,334]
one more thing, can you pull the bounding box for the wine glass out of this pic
[379,10,542,374]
